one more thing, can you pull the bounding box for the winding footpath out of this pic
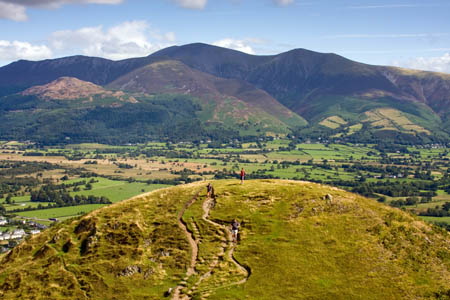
[172,193,249,300]
[172,191,200,300]
[199,198,249,288]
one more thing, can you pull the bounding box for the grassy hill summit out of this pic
[1,180,449,299]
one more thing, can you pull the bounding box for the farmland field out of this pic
[0,139,448,235]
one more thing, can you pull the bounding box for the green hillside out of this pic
[293,95,448,143]
[1,180,449,299]
[108,60,307,135]
[1,44,449,143]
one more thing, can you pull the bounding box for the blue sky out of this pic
[0,0,449,73]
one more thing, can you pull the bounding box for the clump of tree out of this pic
[419,202,450,217]
[30,184,111,207]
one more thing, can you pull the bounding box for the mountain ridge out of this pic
[0,43,449,143]
[108,59,307,131]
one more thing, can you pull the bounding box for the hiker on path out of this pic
[240,168,245,185]
[231,219,240,242]
[206,183,213,198]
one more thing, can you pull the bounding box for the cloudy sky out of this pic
[0,0,449,73]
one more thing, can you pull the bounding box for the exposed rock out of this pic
[80,234,98,256]
[75,218,96,235]
[143,268,153,279]
[324,194,333,202]
[118,265,142,277]
[33,244,55,260]
[62,240,73,253]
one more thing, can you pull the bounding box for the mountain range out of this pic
[0,43,449,144]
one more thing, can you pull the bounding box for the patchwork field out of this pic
[0,140,448,236]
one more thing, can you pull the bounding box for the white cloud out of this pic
[172,0,207,10]
[0,0,123,21]
[0,40,52,61]
[324,33,448,39]
[49,20,176,60]
[0,2,28,21]
[0,0,122,7]
[393,53,450,73]
[273,0,294,6]
[348,4,422,9]
[164,32,177,42]
[348,4,443,9]
[213,38,255,54]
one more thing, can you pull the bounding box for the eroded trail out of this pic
[172,191,200,300]
[173,192,249,300]
[188,197,249,297]
[202,198,249,284]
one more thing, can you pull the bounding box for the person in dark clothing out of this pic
[231,219,240,242]
[207,183,213,198]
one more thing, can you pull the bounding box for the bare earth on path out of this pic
[185,197,249,299]
[172,190,201,300]
[172,193,249,300]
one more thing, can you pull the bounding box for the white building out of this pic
[11,229,25,239]
[0,217,7,226]
[0,233,11,240]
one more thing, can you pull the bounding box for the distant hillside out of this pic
[0,55,159,97]
[0,43,449,143]
[108,60,307,134]
[153,43,450,116]
[1,180,449,299]
[0,82,227,144]
[21,77,132,101]
[153,44,450,142]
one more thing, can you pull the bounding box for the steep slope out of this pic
[0,55,161,97]
[108,60,307,133]
[0,81,208,144]
[22,76,103,100]
[152,43,450,117]
[1,43,448,141]
[1,180,449,299]
[151,44,450,140]
[152,43,270,79]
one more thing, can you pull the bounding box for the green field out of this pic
[3,179,170,221]
[0,140,448,227]
[15,204,106,220]
[420,216,450,223]
[68,178,169,203]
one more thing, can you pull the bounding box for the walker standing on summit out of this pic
[240,168,245,185]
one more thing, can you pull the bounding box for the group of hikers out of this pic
[205,167,245,243]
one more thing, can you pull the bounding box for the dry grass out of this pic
[364,108,430,134]
[319,116,347,129]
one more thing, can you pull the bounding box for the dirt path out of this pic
[172,191,201,300]
[172,193,249,300]
[204,198,249,285]
[189,197,249,296]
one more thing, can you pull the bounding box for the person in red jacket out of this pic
[240,168,245,185]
